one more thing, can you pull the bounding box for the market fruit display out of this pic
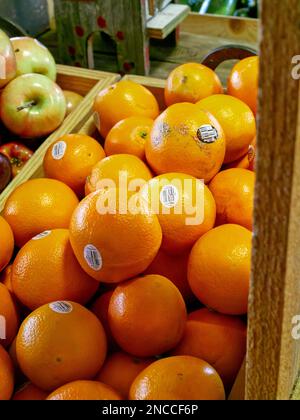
[0,57,259,400]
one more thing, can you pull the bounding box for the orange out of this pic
[129,355,225,400]
[13,382,48,400]
[16,301,107,391]
[91,291,118,350]
[85,154,152,196]
[188,224,251,315]
[0,283,19,348]
[11,229,99,310]
[227,56,259,115]
[43,134,106,197]
[96,352,153,398]
[47,380,122,400]
[70,189,162,283]
[0,264,13,293]
[108,274,187,357]
[0,215,14,272]
[105,116,154,161]
[209,168,255,231]
[3,178,79,247]
[145,103,225,183]
[140,173,216,254]
[93,80,159,138]
[197,94,256,163]
[144,247,193,303]
[165,63,223,107]
[9,337,26,385]
[224,136,256,171]
[0,345,14,400]
[172,308,247,389]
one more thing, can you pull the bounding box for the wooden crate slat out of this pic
[147,3,190,39]
[180,12,258,46]
[246,0,300,400]
[0,68,119,213]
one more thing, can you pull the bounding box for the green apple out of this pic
[11,37,56,81]
[63,90,84,117]
[0,73,66,138]
[0,29,17,88]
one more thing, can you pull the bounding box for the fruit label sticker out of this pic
[32,230,52,240]
[0,55,5,79]
[160,185,179,208]
[84,244,102,271]
[52,141,67,160]
[49,301,73,314]
[93,112,101,131]
[197,125,219,144]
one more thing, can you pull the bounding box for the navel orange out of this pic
[145,103,225,182]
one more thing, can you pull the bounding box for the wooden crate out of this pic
[0,65,120,212]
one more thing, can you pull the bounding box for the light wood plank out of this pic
[180,12,258,45]
[147,4,190,39]
[246,0,300,400]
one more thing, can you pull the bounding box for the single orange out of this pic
[197,94,256,163]
[105,116,154,161]
[140,173,216,254]
[144,247,193,303]
[3,178,79,247]
[13,382,48,400]
[0,215,14,272]
[16,301,107,391]
[224,136,256,171]
[188,224,251,315]
[91,291,118,351]
[172,308,247,389]
[209,168,255,230]
[0,345,14,400]
[108,274,187,357]
[47,380,122,400]
[93,80,159,138]
[70,189,162,283]
[129,356,225,400]
[227,56,259,115]
[43,134,106,196]
[0,282,19,348]
[85,154,152,196]
[96,352,153,398]
[11,229,99,310]
[165,63,223,106]
[9,337,26,386]
[145,103,225,182]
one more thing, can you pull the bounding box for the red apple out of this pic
[0,142,33,177]
[0,29,17,88]
[63,90,83,117]
[11,37,56,81]
[0,73,66,138]
[0,153,12,192]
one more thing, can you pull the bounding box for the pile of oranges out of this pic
[0,56,258,401]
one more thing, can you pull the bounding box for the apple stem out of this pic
[17,100,36,112]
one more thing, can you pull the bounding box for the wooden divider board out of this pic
[0,66,120,213]
[246,0,300,400]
